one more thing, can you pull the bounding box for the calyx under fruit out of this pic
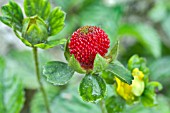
[68,26,110,70]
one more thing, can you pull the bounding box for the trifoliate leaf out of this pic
[43,61,74,85]
[0,0,23,31]
[106,62,133,85]
[46,7,65,36]
[79,74,106,102]
[24,0,51,20]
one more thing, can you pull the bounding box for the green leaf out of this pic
[117,24,161,58]
[79,74,106,102]
[46,7,65,36]
[101,71,115,84]
[93,54,108,73]
[43,61,74,85]
[105,96,125,113]
[24,0,51,20]
[141,81,162,107]
[68,55,86,74]
[0,57,25,113]
[13,29,32,47]
[106,62,133,85]
[0,0,23,31]
[34,38,66,49]
[106,41,119,62]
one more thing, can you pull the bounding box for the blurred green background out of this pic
[0,0,170,113]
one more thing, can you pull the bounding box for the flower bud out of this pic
[22,16,48,45]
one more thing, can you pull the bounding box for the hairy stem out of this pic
[33,47,51,113]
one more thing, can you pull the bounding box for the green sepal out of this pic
[105,41,119,63]
[43,61,74,85]
[106,61,133,85]
[13,29,32,47]
[79,74,106,102]
[105,95,125,113]
[141,81,162,107]
[34,38,66,49]
[46,7,65,36]
[93,54,108,73]
[68,55,86,74]
[64,38,71,61]
[101,71,115,84]
[24,0,51,20]
[64,38,85,74]
[0,0,23,31]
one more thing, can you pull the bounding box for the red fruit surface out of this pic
[68,26,110,70]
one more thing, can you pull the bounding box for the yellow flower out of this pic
[116,68,145,102]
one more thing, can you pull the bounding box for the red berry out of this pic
[68,26,110,70]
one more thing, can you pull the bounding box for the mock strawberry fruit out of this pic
[68,26,110,70]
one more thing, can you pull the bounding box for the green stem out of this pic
[100,99,107,113]
[33,47,51,113]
